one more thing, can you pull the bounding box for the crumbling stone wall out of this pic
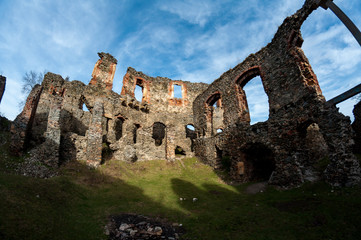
[10,0,360,188]
[11,53,208,172]
[10,84,42,155]
[192,0,360,188]
[89,52,117,90]
[117,67,208,162]
[0,75,5,104]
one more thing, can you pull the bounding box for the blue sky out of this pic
[0,0,360,124]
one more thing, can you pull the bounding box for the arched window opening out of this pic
[186,124,196,152]
[114,117,124,141]
[152,122,166,146]
[82,103,90,112]
[175,146,186,156]
[242,76,269,124]
[79,96,90,112]
[205,92,223,136]
[216,128,223,133]
[236,68,269,124]
[212,99,221,109]
[133,123,141,144]
[206,93,221,107]
[186,124,195,131]
[185,124,196,138]
[174,84,182,98]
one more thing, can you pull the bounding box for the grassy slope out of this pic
[1,132,361,239]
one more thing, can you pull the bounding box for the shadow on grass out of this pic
[170,178,361,240]
[0,160,188,240]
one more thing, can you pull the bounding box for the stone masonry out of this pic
[192,0,360,188]
[10,84,42,155]
[89,52,117,91]
[86,98,104,168]
[11,52,208,175]
[0,75,5,104]
[10,0,361,187]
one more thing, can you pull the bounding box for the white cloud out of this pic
[158,0,221,27]
[0,0,120,119]
[170,0,303,83]
[300,1,361,121]
[1,0,360,124]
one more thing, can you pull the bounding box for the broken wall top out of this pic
[121,67,209,112]
[89,52,118,91]
[193,0,325,130]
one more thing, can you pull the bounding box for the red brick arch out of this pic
[234,66,263,88]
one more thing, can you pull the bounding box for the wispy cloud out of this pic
[158,0,222,27]
[0,0,121,119]
[300,1,361,121]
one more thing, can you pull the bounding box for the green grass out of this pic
[1,136,361,239]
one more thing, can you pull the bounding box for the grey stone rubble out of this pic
[8,0,361,189]
[105,213,183,240]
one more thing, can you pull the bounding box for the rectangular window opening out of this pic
[173,84,182,99]
[134,84,143,102]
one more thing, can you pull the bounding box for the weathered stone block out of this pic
[89,52,117,91]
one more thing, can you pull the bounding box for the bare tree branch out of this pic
[18,70,45,110]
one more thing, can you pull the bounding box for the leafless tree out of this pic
[18,71,70,109]
[21,71,45,96]
[18,71,45,109]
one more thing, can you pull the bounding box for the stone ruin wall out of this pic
[192,0,361,188]
[11,52,208,169]
[8,0,361,188]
